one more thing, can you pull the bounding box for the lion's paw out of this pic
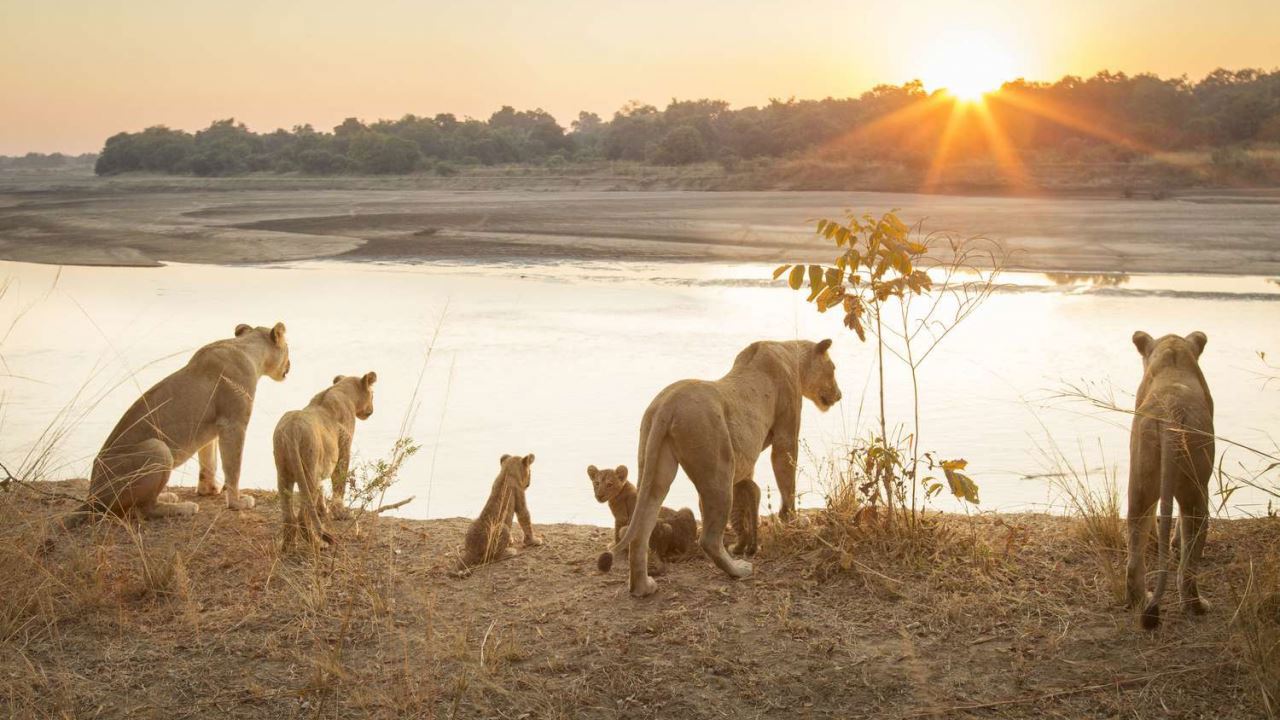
[227,494,256,511]
[630,575,658,597]
[329,503,351,521]
[176,501,200,516]
[197,482,223,496]
[157,492,180,504]
[727,559,753,579]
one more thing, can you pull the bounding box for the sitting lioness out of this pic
[455,453,543,575]
[274,372,377,550]
[588,463,697,573]
[600,339,841,597]
[1127,331,1215,629]
[66,323,290,527]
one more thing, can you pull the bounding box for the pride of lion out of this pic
[51,321,1217,629]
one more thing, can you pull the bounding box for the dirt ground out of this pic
[2,170,1279,274]
[3,478,1277,719]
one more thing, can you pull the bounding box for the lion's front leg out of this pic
[218,421,255,510]
[329,436,352,520]
[197,440,221,496]
[771,440,798,521]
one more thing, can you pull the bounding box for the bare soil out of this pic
[3,479,1276,719]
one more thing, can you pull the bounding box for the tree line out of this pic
[91,68,1280,177]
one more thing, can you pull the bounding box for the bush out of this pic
[297,150,349,175]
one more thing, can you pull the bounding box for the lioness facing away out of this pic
[588,463,697,573]
[1127,331,1214,629]
[455,454,543,575]
[274,372,377,551]
[67,323,290,527]
[600,339,841,597]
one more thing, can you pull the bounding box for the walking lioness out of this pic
[274,372,377,550]
[1126,331,1214,629]
[599,339,841,597]
[70,323,290,526]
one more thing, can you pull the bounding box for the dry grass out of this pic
[2,478,1278,718]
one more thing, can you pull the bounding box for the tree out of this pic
[650,125,708,165]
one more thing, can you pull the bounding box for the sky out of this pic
[2,0,1279,154]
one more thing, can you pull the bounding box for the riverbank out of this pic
[2,173,1279,273]
[3,479,1276,718]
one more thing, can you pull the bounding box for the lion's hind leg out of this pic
[679,429,751,581]
[731,479,760,557]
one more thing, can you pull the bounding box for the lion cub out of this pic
[456,453,543,575]
[588,464,697,573]
[273,372,376,550]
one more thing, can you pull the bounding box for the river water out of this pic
[1,258,1277,524]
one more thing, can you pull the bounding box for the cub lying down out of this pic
[273,372,377,551]
[589,464,697,574]
[455,453,543,576]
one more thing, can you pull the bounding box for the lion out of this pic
[454,453,543,576]
[599,339,841,597]
[588,463,697,573]
[1126,331,1214,629]
[62,322,290,529]
[274,372,377,551]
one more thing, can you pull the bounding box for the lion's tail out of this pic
[598,406,673,573]
[38,501,96,554]
[1143,423,1179,630]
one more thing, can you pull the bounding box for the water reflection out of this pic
[1043,272,1130,287]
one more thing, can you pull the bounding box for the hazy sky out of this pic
[3,0,1278,154]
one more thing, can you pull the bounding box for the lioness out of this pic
[1126,331,1214,629]
[455,453,543,575]
[588,463,697,573]
[274,372,377,550]
[66,323,290,526]
[600,339,841,597]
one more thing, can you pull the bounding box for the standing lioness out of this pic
[1127,331,1214,629]
[274,372,377,550]
[600,339,841,597]
[72,323,290,525]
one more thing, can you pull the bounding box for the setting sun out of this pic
[918,30,1018,100]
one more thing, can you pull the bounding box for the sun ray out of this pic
[990,89,1153,154]
[971,99,1032,191]
[921,100,969,193]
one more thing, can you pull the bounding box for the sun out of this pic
[918,30,1017,101]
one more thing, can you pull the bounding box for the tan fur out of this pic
[1126,331,1214,629]
[455,454,542,575]
[600,339,841,597]
[274,372,377,551]
[588,464,697,573]
[69,323,290,526]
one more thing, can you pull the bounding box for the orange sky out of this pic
[2,0,1278,154]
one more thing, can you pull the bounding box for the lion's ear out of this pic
[1132,331,1154,356]
[523,453,535,467]
[816,338,832,354]
[616,465,628,481]
[271,322,287,346]
[333,375,343,385]
[1186,331,1207,357]
[362,371,377,387]
[587,465,599,480]
[235,323,252,337]
[500,454,511,464]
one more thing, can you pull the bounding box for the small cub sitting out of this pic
[273,372,376,551]
[588,464,697,574]
[456,453,543,575]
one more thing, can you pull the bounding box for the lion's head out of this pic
[801,338,841,412]
[587,464,629,503]
[1133,330,1207,376]
[332,371,377,419]
[236,321,291,381]
[498,453,535,489]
